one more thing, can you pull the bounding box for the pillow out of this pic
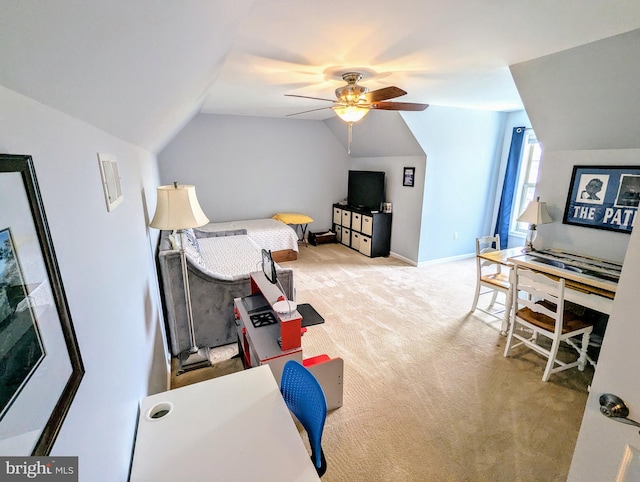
[272,212,314,224]
[182,228,200,251]
[181,229,205,267]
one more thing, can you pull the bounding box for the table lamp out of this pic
[517,197,553,252]
[150,182,211,374]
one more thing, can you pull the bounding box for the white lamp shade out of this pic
[517,199,553,225]
[150,184,209,230]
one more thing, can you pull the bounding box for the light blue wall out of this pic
[161,109,510,265]
[325,110,424,158]
[158,114,350,231]
[402,106,507,262]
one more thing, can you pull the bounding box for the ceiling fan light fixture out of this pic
[334,105,369,123]
[335,85,369,104]
[335,72,369,104]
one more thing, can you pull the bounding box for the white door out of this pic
[568,223,640,481]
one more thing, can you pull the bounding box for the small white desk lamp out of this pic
[517,197,553,252]
[150,182,211,374]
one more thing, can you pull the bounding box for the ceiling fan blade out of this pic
[371,101,429,111]
[286,106,333,116]
[285,94,336,103]
[363,86,407,103]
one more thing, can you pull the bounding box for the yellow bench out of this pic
[272,213,314,246]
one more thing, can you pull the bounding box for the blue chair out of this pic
[280,360,328,477]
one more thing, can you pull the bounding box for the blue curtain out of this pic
[494,127,526,249]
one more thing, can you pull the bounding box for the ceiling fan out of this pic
[286,72,429,153]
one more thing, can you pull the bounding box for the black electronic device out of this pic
[262,249,277,284]
[347,170,385,211]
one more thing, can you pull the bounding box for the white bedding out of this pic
[196,235,263,280]
[198,218,299,253]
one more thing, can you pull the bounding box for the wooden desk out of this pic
[477,248,619,334]
[477,247,523,267]
[129,365,320,481]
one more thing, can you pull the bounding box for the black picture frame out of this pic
[0,154,84,455]
[0,228,46,421]
[563,165,640,233]
[403,167,415,187]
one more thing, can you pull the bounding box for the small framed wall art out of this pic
[563,165,640,233]
[403,167,415,187]
[97,153,123,212]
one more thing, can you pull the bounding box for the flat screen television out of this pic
[347,170,385,211]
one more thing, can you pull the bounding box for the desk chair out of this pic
[503,266,594,382]
[280,360,328,477]
[470,235,510,318]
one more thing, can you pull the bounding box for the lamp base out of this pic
[176,346,211,375]
[522,225,538,252]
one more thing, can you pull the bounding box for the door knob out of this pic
[599,393,640,430]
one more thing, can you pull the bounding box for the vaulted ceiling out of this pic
[2,1,640,153]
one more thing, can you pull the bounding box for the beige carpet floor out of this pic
[173,242,594,481]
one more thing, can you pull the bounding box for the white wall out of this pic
[511,28,640,152]
[512,28,640,262]
[402,106,507,262]
[158,114,350,231]
[0,86,165,481]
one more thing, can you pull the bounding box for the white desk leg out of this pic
[500,270,514,336]
[500,291,511,336]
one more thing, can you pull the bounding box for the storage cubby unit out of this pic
[332,203,392,258]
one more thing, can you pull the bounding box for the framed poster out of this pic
[0,154,84,455]
[563,165,640,233]
[403,167,415,187]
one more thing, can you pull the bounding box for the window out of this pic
[510,129,541,235]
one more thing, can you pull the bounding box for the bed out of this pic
[157,229,295,355]
[197,218,299,262]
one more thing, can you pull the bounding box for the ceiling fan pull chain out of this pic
[348,122,353,154]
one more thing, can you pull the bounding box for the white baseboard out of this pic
[389,251,417,266]
[390,250,475,267]
[417,252,475,267]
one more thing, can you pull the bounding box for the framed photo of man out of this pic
[563,165,640,233]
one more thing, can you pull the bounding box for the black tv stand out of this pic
[332,203,392,257]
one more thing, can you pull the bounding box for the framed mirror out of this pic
[0,154,84,455]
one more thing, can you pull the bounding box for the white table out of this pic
[478,248,618,335]
[129,365,320,481]
[507,251,617,315]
